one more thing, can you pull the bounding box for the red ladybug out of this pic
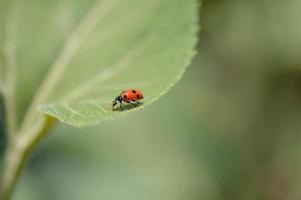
[112,89,144,109]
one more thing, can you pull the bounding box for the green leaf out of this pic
[0,0,198,128]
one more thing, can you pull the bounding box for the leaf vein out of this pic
[62,35,155,102]
[20,0,115,131]
[63,103,86,118]
[86,101,108,113]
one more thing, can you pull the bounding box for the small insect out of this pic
[112,89,144,109]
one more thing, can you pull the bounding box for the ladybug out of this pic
[112,89,144,109]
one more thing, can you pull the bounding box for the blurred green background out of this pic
[2,0,301,199]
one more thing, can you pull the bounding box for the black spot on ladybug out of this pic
[137,94,140,98]
[132,90,136,93]
[123,95,127,99]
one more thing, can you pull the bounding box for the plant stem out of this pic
[0,116,55,200]
[0,139,29,200]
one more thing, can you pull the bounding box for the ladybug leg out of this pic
[119,100,123,109]
[124,101,133,110]
[134,100,142,105]
[112,101,118,108]
[127,100,135,106]
[129,102,136,106]
[130,100,141,107]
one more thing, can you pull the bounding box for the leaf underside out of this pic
[0,0,199,128]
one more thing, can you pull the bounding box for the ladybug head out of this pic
[112,95,122,108]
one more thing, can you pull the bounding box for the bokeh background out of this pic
[2,0,301,199]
